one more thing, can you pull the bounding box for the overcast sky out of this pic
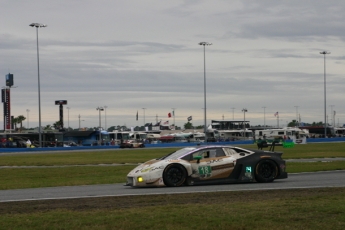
[1,0,344,130]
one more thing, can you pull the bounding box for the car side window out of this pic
[214,148,226,157]
[182,150,207,161]
[199,149,225,158]
[182,148,226,161]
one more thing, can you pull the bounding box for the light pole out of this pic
[96,107,104,144]
[104,105,108,131]
[199,42,212,136]
[78,114,84,129]
[67,107,70,130]
[320,51,330,137]
[262,107,266,127]
[142,108,146,126]
[294,106,299,126]
[30,23,47,147]
[231,108,235,120]
[26,109,30,129]
[242,108,247,139]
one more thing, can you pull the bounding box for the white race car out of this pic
[126,145,287,187]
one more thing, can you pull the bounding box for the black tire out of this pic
[163,164,187,187]
[130,144,133,148]
[255,160,278,183]
[140,144,145,148]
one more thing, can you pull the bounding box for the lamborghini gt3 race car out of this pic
[126,145,287,187]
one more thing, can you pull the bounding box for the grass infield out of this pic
[0,188,345,229]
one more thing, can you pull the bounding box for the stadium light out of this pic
[199,42,212,138]
[96,107,104,144]
[320,51,330,137]
[30,23,47,147]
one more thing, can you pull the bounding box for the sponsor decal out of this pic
[140,166,164,173]
[140,167,152,173]
[206,158,223,164]
[151,166,164,171]
[296,139,303,144]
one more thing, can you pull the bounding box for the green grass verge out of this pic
[2,142,345,166]
[0,166,134,190]
[1,188,345,229]
[0,148,177,166]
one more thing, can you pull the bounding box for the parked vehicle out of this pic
[146,134,161,144]
[120,140,145,148]
[108,131,130,145]
[130,132,147,141]
[299,126,335,138]
[334,127,345,137]
[255,127,308,144]
[218,129,253,141]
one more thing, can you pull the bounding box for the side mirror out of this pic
[193,155,202,163]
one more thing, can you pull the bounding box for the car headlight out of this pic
[137,176,143,183]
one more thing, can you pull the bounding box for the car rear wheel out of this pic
[255,160,278,183]
[163,164,187,187]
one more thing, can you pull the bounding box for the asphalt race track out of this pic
[1,170,345,202]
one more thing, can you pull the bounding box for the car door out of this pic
[188,147,235,181]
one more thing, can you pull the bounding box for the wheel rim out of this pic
[166,167,184,184]
[259,162,274,178]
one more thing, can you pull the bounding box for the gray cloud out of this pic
[1,0,344,129]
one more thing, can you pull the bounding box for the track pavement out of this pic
[1,170,345,202]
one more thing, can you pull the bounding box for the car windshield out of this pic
[159,147,196,160]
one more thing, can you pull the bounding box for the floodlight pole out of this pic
[78,114,85,130]
[26,109,30,129]
[320,51,330,138]
[67,107,70,130]
[30,23,47,147]
[104,105,108,131]
[262,107,266,127]
[199,42,212,137]
[242,108,247,139]
[231,108,235,120]
[96,107,104,144]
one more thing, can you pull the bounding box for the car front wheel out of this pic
[255,160,278,183]
[163,164,187,187]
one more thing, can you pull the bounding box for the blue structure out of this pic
[63,130,110,146]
